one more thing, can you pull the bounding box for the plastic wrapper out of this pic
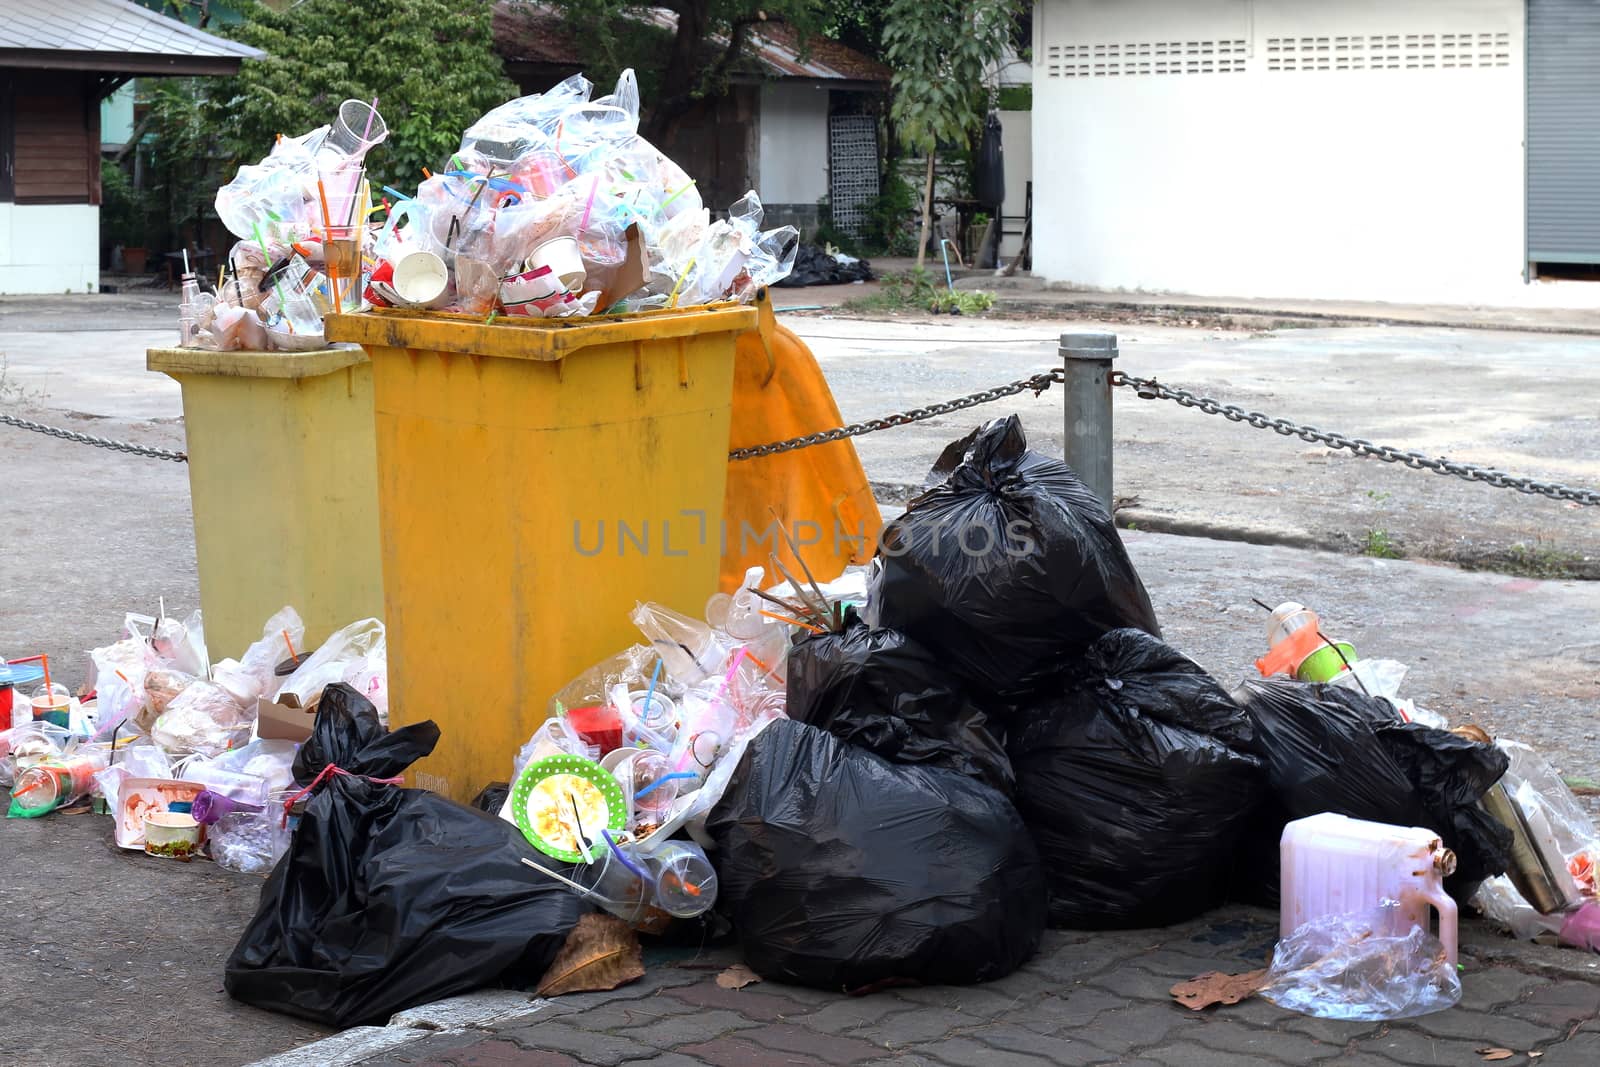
[274,618,384,711]
[211,739,300,796]
[1235,679,1511,905]
[631,602,727,686]
[785,612,1012,793]
[224,685,581,1027]
[1259,906,1461,1020]
[139,667,197,733]
[213,606,306,706]
[707,718,1046,990]
[1010,629,1266,929]
[151,680,254,758]
[869,416,1161,705]
[1472,875,1566,940]
[211,805,292,875]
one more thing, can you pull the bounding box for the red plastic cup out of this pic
[566,705,623,756]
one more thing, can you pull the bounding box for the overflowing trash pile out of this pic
[181,69,797,350]
[5,415,1598,1028]
[1,607,385,876]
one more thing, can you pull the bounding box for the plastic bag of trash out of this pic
[274,618,384,711]
[707,718,1046,990]
[1259,905,1460,1020]
[1235,679,1510,904]
[869,416,1160,705]
[213,606,305,706]
[151,681,254,757]
[1009,629,1264,929]
[785,611,1012,793]
[225,684,582,1028]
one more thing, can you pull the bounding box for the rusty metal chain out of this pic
[726,368,1066,460]
[0,412,188,463]
[1112,372,1600,508]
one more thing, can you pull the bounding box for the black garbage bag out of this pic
[1235,678,1510,903]
[870,416,1160,705]
[786,611,1013,793]
[708,718,1045,990]
[1009,629,1265,929]
[225,686,583,1028]
[291,681,433,785]
[774,243,874,287]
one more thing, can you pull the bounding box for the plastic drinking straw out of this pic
[633,771,695,801]
[659,180,697,212]
[181,248,190,275]
[316,178,342,309]
[360,96,380,144]
[449,154,464,171]
[642,659,662,723]
[381,185,413,202]
[667,257,696,308]
[758,609,825,635]
[567,793,594,863]
[578,175,600,232]
[281,630,297,659]
[602,830,651,880]
[518,856,597,896]
[421,167,432,179]
[253,222,292,319]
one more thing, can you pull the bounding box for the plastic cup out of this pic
[1296,642,1359,684]
[642,841,718,918]
[327,99,389,157]
[143,811,201,861]
[570,845,652,925]
[323,226,363,282]
[30,683,71,729]
[567,704,623,756]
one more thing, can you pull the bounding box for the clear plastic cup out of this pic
[642,841,718,918]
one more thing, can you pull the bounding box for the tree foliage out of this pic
[542,1,828,142]
[883,0,1021,154]
[210,0,517,190]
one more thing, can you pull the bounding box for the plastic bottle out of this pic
[179,271,201,347]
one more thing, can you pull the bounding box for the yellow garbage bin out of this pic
[147,348,385,663]
[324,305,755,803]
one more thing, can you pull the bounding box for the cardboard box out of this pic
[255,696,316,743]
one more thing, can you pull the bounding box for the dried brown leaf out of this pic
[1169,969,1269,1011]
[1476,1049,1515,1062]
[536,914,645,997]
[716,963,762,990]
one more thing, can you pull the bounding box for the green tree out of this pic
[542,1,827,143]
[883,0,1022,267]
[211,0,517,191]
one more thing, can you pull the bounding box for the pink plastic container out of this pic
[1280,812,1459,964]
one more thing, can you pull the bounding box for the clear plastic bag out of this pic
[1259,905,1461,1020]
[274,618,385,710]
[211,739,300,796]
[631,603,727,686]
[211,803,292,875]
[152,681,254,758]
[213,606,305,706]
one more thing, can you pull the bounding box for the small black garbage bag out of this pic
[1235,678,1511,903]
[786,611,1013,793]
[870,416,1160,705]
[708,718,1046,990]
[224,685,583,1028]
[1009,629,1266,929]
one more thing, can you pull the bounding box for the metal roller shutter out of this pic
[1527,0,1600,265]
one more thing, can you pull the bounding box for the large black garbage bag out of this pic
[225,686,583,1028]
[1236,678,1510,903]
[708,718,1045,990]
[786,611,1013,793]
[1009,629,1265,929]
[774,243,874,287]
[291,681,437,785]
[870,416,1160,705]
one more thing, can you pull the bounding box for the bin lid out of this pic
[2,663,45,687]
[147,346,368,380]
[324,304,759,362]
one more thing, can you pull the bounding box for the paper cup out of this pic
[500,263,564,314]
[528,237,586,293]
[392,250,449,307]
[143,811,201,861]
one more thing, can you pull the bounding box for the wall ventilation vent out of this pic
[1265,32,1511,71]
[1043,40,1248,78]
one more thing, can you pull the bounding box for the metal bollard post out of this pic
[1059,331,1118,512]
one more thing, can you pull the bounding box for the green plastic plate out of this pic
[511,753,626,864]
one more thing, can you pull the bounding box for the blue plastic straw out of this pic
[634,771,696,801]
[642,659,662,723]
[602,829,651,879]
[381,185,413,202]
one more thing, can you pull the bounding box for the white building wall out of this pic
[1030,0,1568,306]
[757,82,831,206]
[0,204,100,294]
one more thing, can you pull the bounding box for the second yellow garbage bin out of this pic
[325,305,755,803]
[147,347,385,662]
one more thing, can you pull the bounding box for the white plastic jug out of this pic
[1280,812,1459,963]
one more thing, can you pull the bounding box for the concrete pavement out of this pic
[2,295,1598,1066]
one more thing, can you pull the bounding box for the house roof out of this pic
[493,2,889,88]
[0,0,264,75]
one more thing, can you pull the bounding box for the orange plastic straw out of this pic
[758,610,824,635]
[316,179,342,309]
[282,630,297,658]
